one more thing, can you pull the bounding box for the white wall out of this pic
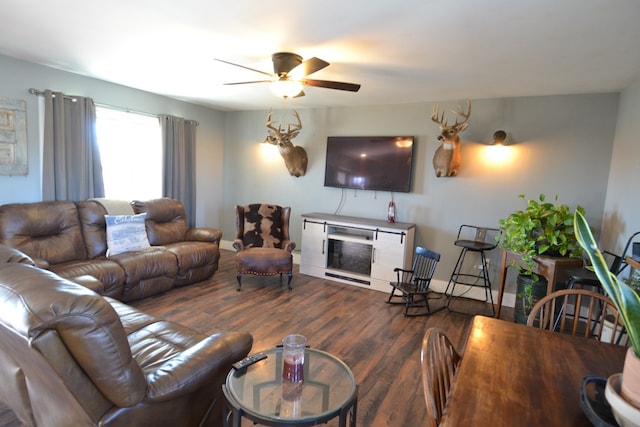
[602,77,640,254]
[0,55,226,227]
[222,94,620,294]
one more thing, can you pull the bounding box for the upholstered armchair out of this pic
[233,203,295,291]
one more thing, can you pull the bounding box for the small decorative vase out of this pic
[622,347,640,409]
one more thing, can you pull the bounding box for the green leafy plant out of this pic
[498,193,585,278]
[575,210,640,356]
[518,281,537,314]
[499,194,586,318]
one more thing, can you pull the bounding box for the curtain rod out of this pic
[29,87,78,101]
[28,88,199,125]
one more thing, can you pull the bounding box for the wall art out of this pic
[0,96,27,175]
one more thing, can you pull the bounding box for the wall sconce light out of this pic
[483,129,514,164]
[491,130,508,145]
[270,79,303,98]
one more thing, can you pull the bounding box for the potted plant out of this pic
[575,210,640,418]
[498,194,586,323]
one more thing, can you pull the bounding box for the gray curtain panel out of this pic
[42,90,104,201]
[160,115,196,227]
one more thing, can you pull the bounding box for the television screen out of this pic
[324,136,415,193]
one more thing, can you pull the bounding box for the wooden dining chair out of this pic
[421,327,462,427]
[526,288,628,345]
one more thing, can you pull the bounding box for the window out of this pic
[95,107,162,200]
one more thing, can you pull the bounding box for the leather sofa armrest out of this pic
[0,245,36,265]
[33,258,50,269]
[70,275,105,294]
[232,239,244,252]
[145,331,252,402]
[185,227,222,245]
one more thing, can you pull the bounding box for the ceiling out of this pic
[1,0,640,111]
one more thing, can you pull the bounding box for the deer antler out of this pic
[431,99,471,128]
[451,99,471,127]
[266,109,302,136]
[431,104,447,126]
[284,110,302,138]
[266,109,282,134]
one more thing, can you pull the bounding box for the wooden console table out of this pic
[495,250,583,319]
[300,213,415,293]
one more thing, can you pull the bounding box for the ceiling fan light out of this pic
[270,79,303,98]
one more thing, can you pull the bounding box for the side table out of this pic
[495,250,583,319]
[223,347,357,427]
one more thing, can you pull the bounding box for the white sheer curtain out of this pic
[160,115,196,227]
[42,90,104,201]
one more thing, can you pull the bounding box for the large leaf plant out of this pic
[499,194,585,279]
[574,210,640,356]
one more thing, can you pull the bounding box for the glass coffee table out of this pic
[222,347,358,426]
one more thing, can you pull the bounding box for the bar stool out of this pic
[564,231,640,291]
[445,225,502,316]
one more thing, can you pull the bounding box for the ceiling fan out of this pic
[215,52,361,98]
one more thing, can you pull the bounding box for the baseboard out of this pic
[221,240,515,307]
[430,279,516,308]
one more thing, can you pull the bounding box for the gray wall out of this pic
[222,95,619,295]
[0,54,226,227]
[602,77,640,254]
[2,52,634,300]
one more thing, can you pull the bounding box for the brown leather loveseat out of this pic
[0,197,221,301]
[0,244,253,426]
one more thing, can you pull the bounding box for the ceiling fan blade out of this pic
[288,57,330,79]
[302,79,361,92]
[222,80,273,85]
[293,90,305,98]
[214,58,274,77]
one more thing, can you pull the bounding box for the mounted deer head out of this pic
[265,109,308,177]
[431,100,471,177]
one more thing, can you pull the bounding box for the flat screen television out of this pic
[324,136,415,193]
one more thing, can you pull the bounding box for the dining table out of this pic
[444,315,628,426]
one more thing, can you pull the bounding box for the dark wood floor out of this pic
[0,249,513,427]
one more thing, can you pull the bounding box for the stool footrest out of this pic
[448,280,490,288]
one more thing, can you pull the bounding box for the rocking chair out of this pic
[387,246,444,316]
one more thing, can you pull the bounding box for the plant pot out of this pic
[606,373,640,427]
[514,274,548,324]
[622,347,640,409]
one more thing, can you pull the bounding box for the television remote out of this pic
[232,352,268,370]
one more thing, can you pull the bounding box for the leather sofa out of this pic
[0,244,253,427]
[0,197,222,301]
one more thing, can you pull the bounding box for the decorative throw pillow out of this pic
[104,213,150,256]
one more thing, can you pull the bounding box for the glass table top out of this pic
[226,347,356,423]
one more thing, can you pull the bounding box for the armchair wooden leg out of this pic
[236,274,242,291]
[287,273,293,291]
